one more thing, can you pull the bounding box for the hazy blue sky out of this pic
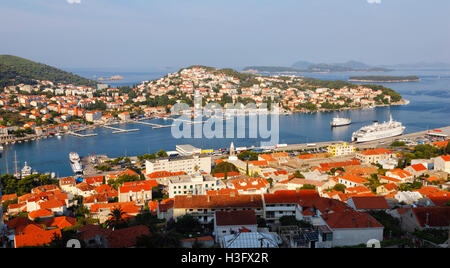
[1,0,450,70]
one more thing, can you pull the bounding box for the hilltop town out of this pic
[0,66,404,144]
[1,135,449,248]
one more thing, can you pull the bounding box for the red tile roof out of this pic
[264,190,319,204]
[174,194,263,209]
[412,207,450,228]
[350,196,389,210]
[360,148,394,156]
[215,210,257,226]
[322,210,383,229]
[409,164,427,172]
[15,225,61,248]
[107,225,150,248]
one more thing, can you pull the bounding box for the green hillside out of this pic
[0,55,97,88]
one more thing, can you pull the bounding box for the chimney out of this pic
[250,195,254,202]
[207,195,211,203]
[296,188,300,194]
[230,191,236,198]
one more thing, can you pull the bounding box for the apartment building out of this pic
[145,155,211,175]
[168,173,225,198]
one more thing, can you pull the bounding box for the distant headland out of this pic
[349,76,420,83]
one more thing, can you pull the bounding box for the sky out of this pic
[1,0,450,71]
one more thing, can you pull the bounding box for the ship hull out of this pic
[352,127,405,143]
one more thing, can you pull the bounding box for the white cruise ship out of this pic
[352,116,405,143]
[331,117,352,127]
[69,152,83,175]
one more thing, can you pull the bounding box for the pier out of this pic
[68,132,98,137]
[133,120,173,129]
[102,125,140,134]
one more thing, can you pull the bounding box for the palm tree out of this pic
[105,208,126,230]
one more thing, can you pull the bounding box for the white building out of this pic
[214,210,258,244]
[168,173,225,198]
[434,155,450,173]
[145,155,211,175]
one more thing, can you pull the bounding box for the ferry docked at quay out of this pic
[69,152,84,180]
[352,116,406,143]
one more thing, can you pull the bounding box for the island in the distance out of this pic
[349,76,420,83]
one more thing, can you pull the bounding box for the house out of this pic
[320,209,384,247]
[214,210,258,243]
[337,175,369,188]
[90,202,142,224]
[14,224,61,248]
[347,196,389,211]
[118,180,156,204]
[172,193,264,224]
[356,148,396,165]
[405,164,428,178]
[386,169,414,183]
[228,177,269,195]
[264,190,319,224]
[434,155,450,173]
[376,183,398,196]
[399,207,450,232]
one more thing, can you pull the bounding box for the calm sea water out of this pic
[1,69,450,177]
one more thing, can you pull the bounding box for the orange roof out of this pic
[206,188,239,196]
[213,172,240,178]
[246,160,268,166]
[360,148,393,156]
[432,141,448,148]
[146,171,185,179]
[409,164,427,172]
[338,175,369,184]
[42,217,77,229]
[40,199,66,210]
[28,209,53,219]
[382,183,398,191]
[319,160,360,172]
[441,155,450,162]
[119,180,156,193]
[230,178,269,192]
[15,226,61,248]
[1,193,17,203]
[90,202,141,214]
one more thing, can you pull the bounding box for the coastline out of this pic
[349,79,420,83]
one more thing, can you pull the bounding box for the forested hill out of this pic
[0,55,98,88]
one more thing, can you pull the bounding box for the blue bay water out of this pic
[1,69,450,177]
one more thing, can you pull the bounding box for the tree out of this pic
[333,184,346,193]
[157,149,168,158]
[446,142,450,155]
[167,215,202,234]
[136,232,181,248]
[301,184,316,190]
[105,208,127,230]
[293,170,305,179]
[212,162,238,175]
